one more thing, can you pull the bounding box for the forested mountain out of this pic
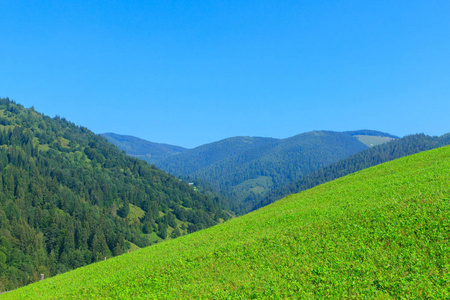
[156,136,279,175]
[100,133,187,164]
[253,133,450,210]
[0,98,229,292]
[153,131,369,207]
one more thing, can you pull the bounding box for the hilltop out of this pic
[100,133,187,164]
[5,145,450,298]
[0,99,229,291]
[344,129,399,139]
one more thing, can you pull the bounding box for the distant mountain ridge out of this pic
[152,131,372,208]
[344,129,399,139]
[101,133,187,164]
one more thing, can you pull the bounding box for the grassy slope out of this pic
[4,146,450,299]
[355,135,395,147]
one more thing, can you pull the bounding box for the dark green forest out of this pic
[252,133,450,211]
[344,129,399,139]
[0,99,229,291]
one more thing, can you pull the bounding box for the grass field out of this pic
[3,146,450,299]
[127,204,146,223]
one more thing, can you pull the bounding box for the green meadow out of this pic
[4,146,450,299]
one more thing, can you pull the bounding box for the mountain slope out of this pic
[100,133,187,164]
[6,145,450,299]
[255,133,450,210]
[155,135,279,175]
[0,99,229,291]
[154,131,368,206]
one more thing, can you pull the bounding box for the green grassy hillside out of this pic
[5,146,450,299]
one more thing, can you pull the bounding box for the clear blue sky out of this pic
[1,1,449,148]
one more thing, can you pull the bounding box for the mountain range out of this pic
[101,133,187,164]
[104,130,397,209]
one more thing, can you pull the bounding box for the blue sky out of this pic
[1,1,449,148]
